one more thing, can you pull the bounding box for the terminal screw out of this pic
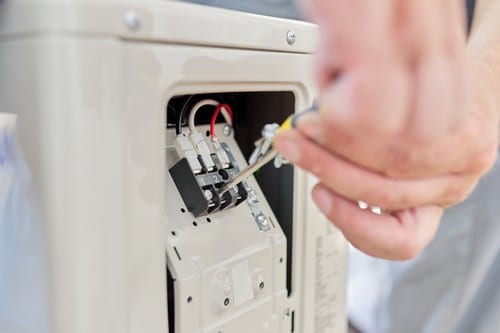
[223,124,232,137]
[204,189,214,201]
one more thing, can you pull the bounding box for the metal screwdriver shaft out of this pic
[218,149,278,195]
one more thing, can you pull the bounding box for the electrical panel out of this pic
[165,93,292,332]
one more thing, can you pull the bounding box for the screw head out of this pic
[286,30,296,45]
[204,189,213,201]
[223,297,230,306]
[223,124,232,137]
[256,214,268,226]
[124,10,141,31]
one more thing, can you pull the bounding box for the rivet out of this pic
[286,30,296,45]
[124,10,141,31]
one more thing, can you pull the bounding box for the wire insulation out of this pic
[210,104,233,138]
[176,95,194,135]
[176,97,233,136]
[188,99,219,133]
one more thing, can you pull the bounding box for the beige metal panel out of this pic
[139,41,347,332]
[0,0,318,54]
[302,176,349,333]
[0,36,168,333]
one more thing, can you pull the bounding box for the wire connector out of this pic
[212,139,231,169]
[189,132,216,172]
[174,135,203,174]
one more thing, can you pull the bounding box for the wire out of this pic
[187,99,220,133]
[167,104,178,128]
[220,105,233,127]
[176,95,194,135]
[177,97,233,136]
[210,104,233,138]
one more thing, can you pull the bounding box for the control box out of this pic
[0,1,348,333]
[165,92,293,333]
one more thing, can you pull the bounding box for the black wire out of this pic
[167,104,177,128]
[176,95,194,135]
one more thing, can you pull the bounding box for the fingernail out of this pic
[274,137,300,163]
[313,186,333,215]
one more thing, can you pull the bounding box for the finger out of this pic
[315,46,341,91]
[396,0,446,58]
[441,0,468,51]
[308,1,410,135]
[274,130,475,209]
[304,0,395,66]
[319,58,410,136]
[410,0,465,138]
[443,0,469,128]
[312,184,443,260]
[410,51,456,138]
[293,107,492,179]
[399,0,463,138]
[303,0,392,44]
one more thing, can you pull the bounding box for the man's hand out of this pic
[273,0,500,259]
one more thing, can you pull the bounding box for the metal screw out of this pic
[204,190,213,201]
[262,123,279,139]
[124,10,141,31]
[286,30,296,45]
[256,214,269,226]
[223,124,232,137]
[248,190,259,205]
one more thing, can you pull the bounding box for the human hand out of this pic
[274,0,499,259]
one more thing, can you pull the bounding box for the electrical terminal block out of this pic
[189,132,216,172]
[170,139,247,217]
[174,135,203,174]
[212,140,231,169]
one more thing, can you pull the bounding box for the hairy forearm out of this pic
[468,0,500,134]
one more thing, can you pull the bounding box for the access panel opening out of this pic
[167,91,295,295]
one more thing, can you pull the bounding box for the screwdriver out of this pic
[218,104,318,195]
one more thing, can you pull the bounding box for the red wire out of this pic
[210,104,233,138]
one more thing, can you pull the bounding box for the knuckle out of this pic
[368,183,406,209]
[382,146,418,179]
[309,154,326,177]
[374,189,397,208]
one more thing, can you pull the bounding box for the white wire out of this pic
[188,99,219,133]
[188,99,233,134]
[219,107,233,127]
